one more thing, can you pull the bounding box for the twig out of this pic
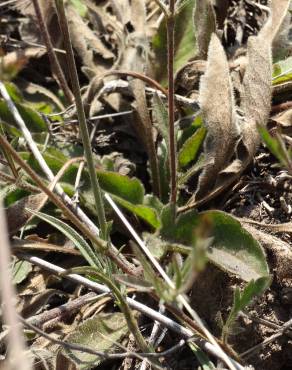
[0,81,97,235]
[54,0,107,239]
[21,315,188,363]
[0,80,135,275]
[32,0,74,104]
[27,292,98,327]
[0,170,39,193]
[0,204,32,370]
[241,316,292,359]
[18,252,245,369]
[104,194,241,370]
[0,133,135,275]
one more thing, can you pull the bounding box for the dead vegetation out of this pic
[0,0,291,369]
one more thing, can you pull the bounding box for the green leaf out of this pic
[62,313,129,369]
[273,56,292,85]
[96,170,144,204]
[114,274,153,292]
[143,194,164,213]
[69,0,88,17]
[12,260,32,284]
[152,0,196,81]
[160,205,199,244]
[111,195,161,229]
[28,210,105,269]
[258,125,290,167]
[178,126,206,168]
[189,342,216,369]
[0,101,47,132]
[178,153,206,185]
[202,211,270,281]
[152,93,169,147]
[222,277,271,342]
[4,82,23,103]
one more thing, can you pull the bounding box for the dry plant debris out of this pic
[0,0,291,369]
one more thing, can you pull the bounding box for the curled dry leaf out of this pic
[66,4,115,76]
[192,2,291,204]
[193,0,216,59]
[195,34,239,200]
[243,223,292,280]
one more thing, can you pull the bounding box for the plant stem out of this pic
[0,134,136,275]
[54,0,107,239]
[76,268,150,354]
[166,0,177,204]
[32,0,74,104]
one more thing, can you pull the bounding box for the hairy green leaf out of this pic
[62,313,129,369]
[203,211,270,281]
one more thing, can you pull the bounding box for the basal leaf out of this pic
[62,313,129,369]
[111,195,161,229]
[0,101,47,132]
[96,170,144,204]
[202,211,269,281]
[178,126,206,168]
[258,125,290,167]
[12,259,32,285]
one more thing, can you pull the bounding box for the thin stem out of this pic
[54,0,107,239]
[32,0,74,104]
[166,1,177,204]
[0,133,135,275]
[19,253,245,369]
[71,267,150,354]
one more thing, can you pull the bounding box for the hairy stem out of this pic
[54,0,107,239]
[167,0,177,204]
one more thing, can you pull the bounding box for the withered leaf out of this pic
[195,34,239,200]
[5,193,47,235]
[66,4,114,75]
[193,0,216,59]
[239,32,272,162]
[269,0,291,42]
[243,223,292,280]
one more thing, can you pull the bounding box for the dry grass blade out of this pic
[195,34,239,200]
[0,203,32,370]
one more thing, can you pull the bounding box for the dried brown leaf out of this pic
[238,218,292,234]
[193,0,216,59]
[195,34,239,200]
[12,239,80,255]
[66,4,114,75]
[239,32,272,159]
[272,108,292,128]
[268,0,291,42]
[243,223,292,280]
[5,193,47,235]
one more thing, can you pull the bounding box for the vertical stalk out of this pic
[167,0,177,204]
[54,0,107,240]
[32,0,74,104]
